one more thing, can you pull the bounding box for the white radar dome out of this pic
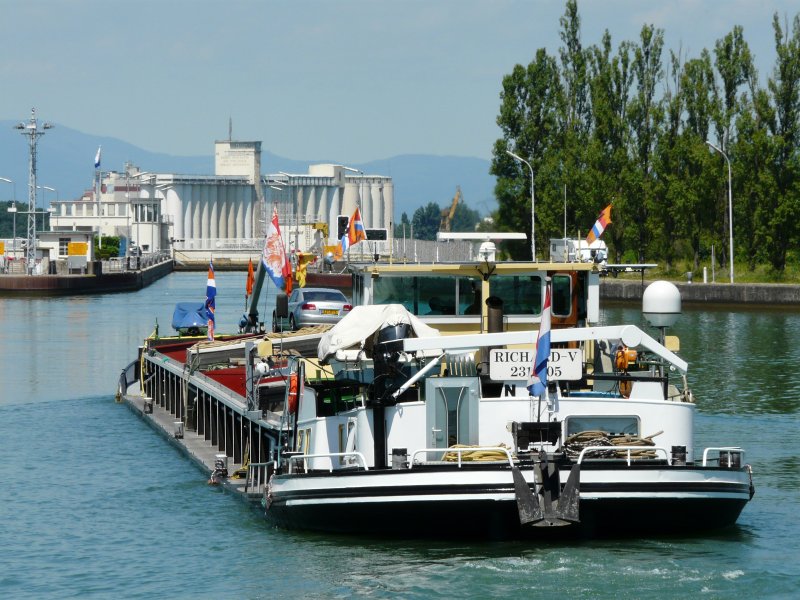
[643,280,681,328]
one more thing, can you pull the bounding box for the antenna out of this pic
[563,184,567,239]
[14,108,53,275]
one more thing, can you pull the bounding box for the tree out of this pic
[450,203,481,232]
[492,49,563,259]
[757,13,800,272]
[628,24,665,261]
[393,212,411,239]
[410,203,442,241]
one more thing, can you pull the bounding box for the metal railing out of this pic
[244,461,275,494]
[576,445,670,466]
[411,446,515,468]
[390,238,473,263]
[702,447,745,467]
[287,451,369,473]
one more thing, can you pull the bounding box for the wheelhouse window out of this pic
[372,275,481,316]
[551,274,572,317]
[565,416,640,437]
[491,275,543,315]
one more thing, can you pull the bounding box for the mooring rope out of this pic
[564,430,662,460]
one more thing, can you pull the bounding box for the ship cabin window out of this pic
[491,275,543,315]
[371,275,481,316]
[565,416,640,437]
[315,383,361,417]
[551,274,572,317]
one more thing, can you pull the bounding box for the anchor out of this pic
[511,422,581,527]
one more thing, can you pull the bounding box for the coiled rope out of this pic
[564,430,663,460]
[442,444,512,462]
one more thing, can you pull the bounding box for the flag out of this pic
[340,216,350,254]
[245,258,254,297]
[586,204,612,244]
[295,252,317,288]
[94,146,102,170]
[262,207,291,291]
[205,261,216,341]
[527,284,551,397]
[348,207,367,246]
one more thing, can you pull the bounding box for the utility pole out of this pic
[14,108,53,275]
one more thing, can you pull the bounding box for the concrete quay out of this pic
[0,258,173,296]
[601,278,800,307]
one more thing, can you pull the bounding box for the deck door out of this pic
[425,377,479,448]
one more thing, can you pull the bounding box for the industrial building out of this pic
[48,139,394,260]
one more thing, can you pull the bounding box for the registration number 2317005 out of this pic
[488,348,583,381]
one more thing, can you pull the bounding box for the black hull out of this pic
[265,496,749,539]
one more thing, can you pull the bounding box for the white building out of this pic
[49,139,394,257]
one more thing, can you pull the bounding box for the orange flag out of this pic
[246,258,255,297]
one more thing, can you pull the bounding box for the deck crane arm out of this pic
[241,258,269,333]
[439,186,462,232]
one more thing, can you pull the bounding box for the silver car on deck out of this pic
[273,287,352,331]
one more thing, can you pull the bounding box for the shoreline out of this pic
[600,278,800,308]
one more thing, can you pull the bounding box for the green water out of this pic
[0,273,797,598]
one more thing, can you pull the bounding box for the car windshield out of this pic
[304,291,347,302]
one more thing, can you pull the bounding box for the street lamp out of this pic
[342,166,364,211]
[506,150,536,261]
[37,186,57,231]
[706,141,734,284]
[1,177,15,257]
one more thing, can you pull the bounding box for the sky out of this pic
[1,0,797,164]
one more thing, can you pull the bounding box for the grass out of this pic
[615,260,800,284]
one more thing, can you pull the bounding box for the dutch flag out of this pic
[527,283,551,397]
[94,146,102,170]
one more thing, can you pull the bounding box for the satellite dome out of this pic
[643,280,681,328]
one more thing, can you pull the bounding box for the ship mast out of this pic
[14,108,53,275]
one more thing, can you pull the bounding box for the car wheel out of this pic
[289,314,297,331]
[272,313,279,333]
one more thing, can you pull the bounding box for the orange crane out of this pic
[440,186,462,232]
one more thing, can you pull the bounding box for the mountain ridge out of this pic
[0,120,497,219]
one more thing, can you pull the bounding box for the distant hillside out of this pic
[0,120,497,219]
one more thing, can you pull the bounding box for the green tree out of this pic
[451,203,481,232]
[586,31,634,261]
[628,24,665,261]
[492,49,563,259]
[393,212,411,239]
[757,13,800,272]
[410,202,442,241]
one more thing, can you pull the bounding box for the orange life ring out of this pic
[287,373,299,414]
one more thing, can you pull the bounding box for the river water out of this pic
[1,272,798,598]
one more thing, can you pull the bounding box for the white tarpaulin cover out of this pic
[318,304,440,362]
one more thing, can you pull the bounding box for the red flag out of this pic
[246,258,255,297]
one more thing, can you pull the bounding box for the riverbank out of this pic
[0,258,173,296]
[601,277,800,307]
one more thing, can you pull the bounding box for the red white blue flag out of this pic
[262,207,291,291]
[527,283,551,396]
[94,146,102,169]
[348,207,367,246]
[205,261,216,341]
[586,204,612,244]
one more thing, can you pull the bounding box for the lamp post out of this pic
[15,108,54,274]
[37,186,57,231]
[706,141,734,284]
[506,150,536,261]
[1,177,14,257]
